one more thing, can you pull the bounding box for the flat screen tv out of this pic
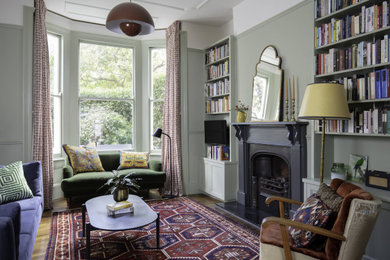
[204,120,229,145]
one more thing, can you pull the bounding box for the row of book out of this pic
[340,69,390,101]
[206,60,229,80]
[316,108,390,134]
[315,2,389,48]
[315,0,363,19]
[205,78,230,97]
[205,96,230,114]
[207,145,230,161]
[316,34,390,75]
[205,43,229,64]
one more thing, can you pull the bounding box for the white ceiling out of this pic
[45,0,245,29]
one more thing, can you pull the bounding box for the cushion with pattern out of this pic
[0,161,33,204]
[289,193,333,248]
[63,142,105,174]
[317,183,343,212]
[118,151,149,170]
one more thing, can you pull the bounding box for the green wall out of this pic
[235,0,316,175]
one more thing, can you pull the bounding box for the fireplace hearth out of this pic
[216,122,307,227]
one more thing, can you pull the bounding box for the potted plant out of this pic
[235,100,249,122]
[99,170,140,202]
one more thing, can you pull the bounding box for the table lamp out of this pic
[298,83,350,183]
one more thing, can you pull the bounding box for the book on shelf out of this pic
[204,78,230,97]
[205,96,230,114]
[106,201,133,211]
[339,68,390,101]
[206,60,229,80]
[315,107,390,134]
[207,145,230,161]
[205,43,229,64]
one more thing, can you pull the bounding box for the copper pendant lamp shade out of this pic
[106,2,155,36]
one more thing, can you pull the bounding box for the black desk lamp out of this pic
[153,128,175,198]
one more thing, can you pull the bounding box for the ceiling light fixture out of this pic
[106,1,155,37]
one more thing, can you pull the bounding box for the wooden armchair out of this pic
[259,179,382,260]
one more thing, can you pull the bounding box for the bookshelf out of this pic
[202,35,237,201]
[314,0,390,137]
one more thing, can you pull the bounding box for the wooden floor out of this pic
[32,191,254,260]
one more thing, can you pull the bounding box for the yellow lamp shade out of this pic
[298,83,350,120]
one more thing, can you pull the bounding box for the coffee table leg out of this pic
[82,204,86,237]
[156,212,160,249]
[86,223,91,260]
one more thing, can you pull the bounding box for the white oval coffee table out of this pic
[82,195,160,259]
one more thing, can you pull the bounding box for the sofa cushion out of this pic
[0,161,33,204]
[99,152,120,171]
[63,143,105,174]
[118,151,149,169]
[118,168,166,182]
[61,171,114,194]
[289,194,333,248]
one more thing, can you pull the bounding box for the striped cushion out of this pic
[118,151,148,169]
[0,161,33,204]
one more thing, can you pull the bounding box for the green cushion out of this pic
[118,168,166,183]
[61,171,114,195]
[0,161,33,204]
[98,152,120,171]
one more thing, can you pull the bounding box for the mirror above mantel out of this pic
[250,45,283,122]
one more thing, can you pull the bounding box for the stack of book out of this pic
[106,201,134,217]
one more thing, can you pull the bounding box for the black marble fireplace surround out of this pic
[216,122,307,228]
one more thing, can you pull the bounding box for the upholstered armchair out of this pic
[259,179,382,260]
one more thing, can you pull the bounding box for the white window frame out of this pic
[78,41,135,151]
[48,32,63,156]
[149,47,166,152]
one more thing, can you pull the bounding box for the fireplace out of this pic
[216,122,307,227]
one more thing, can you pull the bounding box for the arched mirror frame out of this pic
[250,45,284,122]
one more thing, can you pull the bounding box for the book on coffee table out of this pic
[106,201,133,211]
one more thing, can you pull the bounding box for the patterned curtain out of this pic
[33,0,53,209]
[162,21,183,196]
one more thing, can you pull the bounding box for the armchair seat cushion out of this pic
[260,223,326,259]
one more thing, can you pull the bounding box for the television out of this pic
[204,120,229,145]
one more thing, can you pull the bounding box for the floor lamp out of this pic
[153,128,176,199]
[298,83,350,183]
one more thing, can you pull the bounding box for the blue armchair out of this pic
[0,161,44,260]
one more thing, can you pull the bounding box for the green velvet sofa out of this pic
[61,151,166,203]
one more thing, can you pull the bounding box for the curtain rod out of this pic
[46,9,167,31]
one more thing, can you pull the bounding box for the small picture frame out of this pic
[348,154,368,183]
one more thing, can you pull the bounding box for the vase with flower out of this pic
[235,100,249,122]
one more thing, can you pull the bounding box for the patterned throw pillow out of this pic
[289,194,333,248]
[63,143,105,174]
[317,183,343,212]
[0,161,33,204]
[118,151,149,170]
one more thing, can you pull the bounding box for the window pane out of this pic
[79,43,133,99]
[80,100,133,147]
[51,96,61,154]
[151,48,166,99]
[152,101,163,150]
[48,34,60,94]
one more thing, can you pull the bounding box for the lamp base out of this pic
[162,194,176,199]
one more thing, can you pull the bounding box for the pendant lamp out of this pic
[106,1,155,36]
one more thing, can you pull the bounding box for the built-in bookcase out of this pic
[202,35,237,201]
[314,0,390,137]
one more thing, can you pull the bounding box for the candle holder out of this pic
[291,98,296,121]
[284,99,289,121]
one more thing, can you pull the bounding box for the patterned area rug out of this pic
[45,197,259,259]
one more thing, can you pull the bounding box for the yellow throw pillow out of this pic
[63,143,105,174]
[118,151,149,169]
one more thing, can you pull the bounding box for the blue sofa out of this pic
[0,161,44,260]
